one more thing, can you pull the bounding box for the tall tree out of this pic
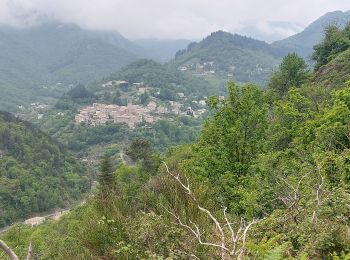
[269,53,309,97]
[97,155,115,193]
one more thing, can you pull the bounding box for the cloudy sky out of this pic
[0,0,349,41]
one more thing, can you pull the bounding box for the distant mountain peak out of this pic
[272,10,350,59]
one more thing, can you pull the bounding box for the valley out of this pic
[1,7,350,260]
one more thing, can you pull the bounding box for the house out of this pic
[75,102,159,128]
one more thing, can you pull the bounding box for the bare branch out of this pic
[162,162,264,260]
[315,166,324,206]
[0,240,19,260]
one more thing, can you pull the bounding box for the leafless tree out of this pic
[163,162,264,260]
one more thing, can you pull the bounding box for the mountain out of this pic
[0,111,89,227]
[134,39,192,62]
[0,22,146,111]
[237,21,303,43]
[107,59,217,96]
[172,31,284,86]
[272,10,350,60]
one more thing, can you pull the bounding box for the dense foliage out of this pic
[173,31,283,86]
[0,112,89,227]
[269,53,310,97]
[312,23,350,70]
[107,59,219,96]
[2,17,350,260]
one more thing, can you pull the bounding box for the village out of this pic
[74,100,190,128]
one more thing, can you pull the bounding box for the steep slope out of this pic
[0,111,89,227]
[172,31,283,86]
[107,59,217,95]
[272,10,350,59]
[313,48,350,87]
[0,22,145,111]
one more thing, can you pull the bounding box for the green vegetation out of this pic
[312,23,350,87]
[32,60,211,160]
[173,31,283,86]
[2,16,350,260]
[0,111,89,227]
[269,53,310,97]
[107,59,220,96]
[312,23,350,70]
[0,22,144,111]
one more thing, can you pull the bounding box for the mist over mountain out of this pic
[134,39,192,62]
[0,10,349,112]
[272,10,350,59]
[0,22,147,110]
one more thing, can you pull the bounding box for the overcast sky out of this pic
[0,0,349,41]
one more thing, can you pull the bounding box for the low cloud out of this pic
[0,0,348,41]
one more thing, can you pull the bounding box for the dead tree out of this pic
[276,161,325,224]
[163,162,264,260]
[0,239,19,260]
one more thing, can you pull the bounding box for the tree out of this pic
[68,83,94,100]
[139,92,150,105]
[197,82,268,178]
[190,82,268,213]
[162,162,264,260]
[269,53,309,97]
[312,23,350,70]
[125,139,152,163]
[97,155,115,193]
[125,139,160,173]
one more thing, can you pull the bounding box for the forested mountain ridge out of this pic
[2,22,350,260]
[173,30,283,86]
[0,111,89,227]
[0,22,145,111]
[1,11,349,113]
[272,10,350,59]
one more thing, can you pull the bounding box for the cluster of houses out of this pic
[179,61,216,74]
[75,102,159,128]
[74,98,203,128]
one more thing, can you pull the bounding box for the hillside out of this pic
[3,30,350,258]
[0,22,145,111]
[313,49,350,87]
[107,59,220,96]
[3,10,350,260]
[32,60,214,158]
[172,31,283,86]
[0,111,89,227]
[272,10,350,59]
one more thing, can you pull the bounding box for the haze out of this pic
[0,0,349,42]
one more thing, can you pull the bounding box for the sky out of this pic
[0,0,349,42]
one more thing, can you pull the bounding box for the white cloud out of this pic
[0,0,348,40]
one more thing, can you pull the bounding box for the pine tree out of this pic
[98,155,114,193]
